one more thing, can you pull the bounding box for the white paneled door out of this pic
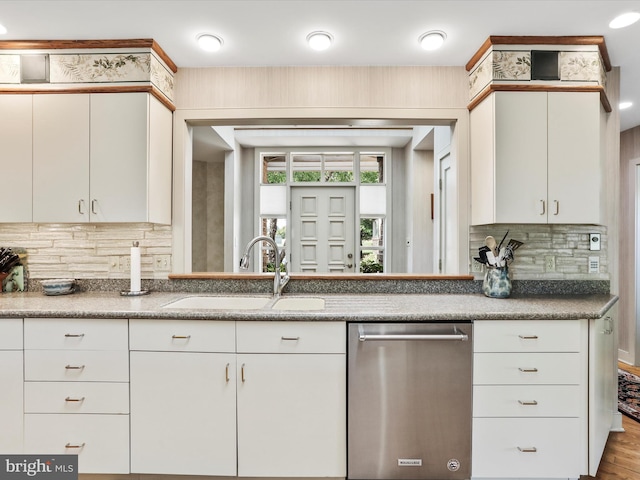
[290,186,355,273]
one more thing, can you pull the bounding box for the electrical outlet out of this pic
[471,259,483,273]
[119,255,131,273]
[154,255,171,271]
[544,255,556,272]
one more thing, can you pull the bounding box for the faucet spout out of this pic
[240,235,289,296]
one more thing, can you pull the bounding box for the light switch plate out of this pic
[589,233,601,251]
[589,256,600,273]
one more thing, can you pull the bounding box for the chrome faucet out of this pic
[240,235,290,296]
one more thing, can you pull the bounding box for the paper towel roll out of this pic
[130,242,141,293]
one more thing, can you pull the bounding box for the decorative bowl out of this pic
[41,278,76,296]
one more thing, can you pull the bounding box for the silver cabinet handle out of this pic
[281,336,300,341]
[539,200,545,215]
[65,365,85,370]
[91,199,98,215]
[517,447,537,453]
[64,333,85,338]
[78,199,86,214]
[65,443,85,449]
[518,335,538,340]
[518,367,538,373]
[65,396,85,402]
[518,400,538,406]
[172,335,191,339]
[225,363,230,383]
[241,363,246,383]
[553,200,559,215]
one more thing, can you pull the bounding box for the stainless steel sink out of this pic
[272,297,325,311]
[162,296,272,310]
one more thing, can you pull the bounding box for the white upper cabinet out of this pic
[33,94,90,223]
[0,96,33,222]
[471,91,604,225]
[32,92,172,224]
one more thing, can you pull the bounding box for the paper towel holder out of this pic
[120,241,150,296]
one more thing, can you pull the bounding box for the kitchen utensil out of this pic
[507,239,524,251]
[0,248,20,273]
[478,246,491,264]
[497,230,510,251]
[485,236,498,256]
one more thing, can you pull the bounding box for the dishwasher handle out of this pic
[358,330,469,342]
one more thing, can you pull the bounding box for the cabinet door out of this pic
[548,91,602,224]
[237,353,346,477]
[33,94,90,222]
[589,304,617,475]
[494,91,548,223]
[147,94,173,224]
[90,93,148,222]
[0,351,23,453]
[130,351,237,476]
[0,95,32,222]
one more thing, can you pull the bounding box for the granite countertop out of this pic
[0,291,619,321]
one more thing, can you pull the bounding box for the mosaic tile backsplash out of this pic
[470,224,608,281]
[0,223,172,281]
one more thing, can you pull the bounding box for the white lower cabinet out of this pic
[129,319,236,476]
[129,319,346,478]
[237,353,346,477]
[472,319,588,479]
[130,350,237,476]
[22,318,129,474]
[0,318,23,453]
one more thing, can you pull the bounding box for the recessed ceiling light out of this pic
[0,23,7,35]
[620,101,633,110]
[197,34,223,52]
[419,30,447,51]
[609,12,640,29]
[306,31,333,51]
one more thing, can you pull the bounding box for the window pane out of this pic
[360,249,384,273]
[360,153,384,183]
[260,218,287,272]
[325,153,354,182]
[262,154,286,184]
[292,153,322,182]
[360,218,384,247]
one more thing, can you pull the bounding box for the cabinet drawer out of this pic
[24,414,129,474]
[24,318,128,350]
[474,319,583,353]
[473,385,582,417]
[130,319,235,352]
[237,321,345,353]
[25,382,129,414]
[472,417,584,478]
[474,352,582,385]
[25,350,129,382]
[0,318,23,349]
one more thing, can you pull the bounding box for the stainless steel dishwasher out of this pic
[348,322,472,480]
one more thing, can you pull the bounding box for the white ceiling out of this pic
[1,0,639,131]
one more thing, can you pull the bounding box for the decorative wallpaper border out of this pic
[0,40,175,104]
[469,47,607,102]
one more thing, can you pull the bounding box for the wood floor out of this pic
[589,362,640,479]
